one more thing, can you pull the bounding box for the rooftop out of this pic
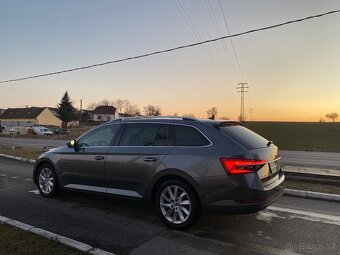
[93,105,116,115]
[0,107,45,119]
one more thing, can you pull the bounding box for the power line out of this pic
[218,0,247,82]
[172,0,226,77]
[205,0,241,82]
[189,0,236,83]
[1,9,339,84]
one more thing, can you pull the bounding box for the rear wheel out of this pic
[37,164,59,198]
[155,179,201,230]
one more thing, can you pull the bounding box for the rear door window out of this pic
[219,124,269,149]
[119,123,171,146]
[172,125,210,146]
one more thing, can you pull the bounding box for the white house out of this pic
[92,105,119,122]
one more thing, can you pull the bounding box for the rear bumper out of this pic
[195,170,285,214]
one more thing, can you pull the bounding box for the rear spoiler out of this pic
[219,121,244,127]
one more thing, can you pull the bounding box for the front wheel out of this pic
[37,164,59,198]
[155,179,201,230]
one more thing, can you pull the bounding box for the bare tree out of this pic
[125,104,141,116]
[100,99,110,106]
[183,113,195,118]
[206,107,218,120]
[144,105,162,116]
[87,103,97,110]
[325,113,339,122]
[219,116,229,120]
[112,99,131,114]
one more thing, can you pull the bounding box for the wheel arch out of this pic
[149,169,204,208]
[33,158,56,185]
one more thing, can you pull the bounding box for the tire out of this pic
[154,179,201,230]
[37,164,59,198]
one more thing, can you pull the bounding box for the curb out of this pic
[0,215,115,255]
[284,188,340,202]
[0,153,36,164]
[283,166,340,178]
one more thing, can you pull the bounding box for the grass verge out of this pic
[0,223,86,255]
[0,145,43,160]
[283,178,340,195]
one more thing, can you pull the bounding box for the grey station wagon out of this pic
[33,117,285,229]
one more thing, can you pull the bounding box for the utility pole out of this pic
[237,83,249,122]
[79,99,83,123]
[249,108,254,121]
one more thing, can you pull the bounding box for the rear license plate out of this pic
[269,160,280,173]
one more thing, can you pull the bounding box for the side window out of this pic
[173,125,210,146]
[78,124,120,147]
[119,123,170,146]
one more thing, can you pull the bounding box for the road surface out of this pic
[0,157,339,255]
[1,137,340,169]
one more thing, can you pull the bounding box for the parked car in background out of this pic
[52,128,70,135]
[33,126,54,136]
[33,116,285,229]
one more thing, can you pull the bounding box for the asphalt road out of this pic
[1,137,340,169]
[0,157,339,255]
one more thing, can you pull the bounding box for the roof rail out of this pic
[118,116,197,121]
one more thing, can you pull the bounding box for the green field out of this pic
[244,122,340,152]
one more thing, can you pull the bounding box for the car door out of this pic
[105,123,173,198]
[60,124,121,191]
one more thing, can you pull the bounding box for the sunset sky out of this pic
[1,0,340,121]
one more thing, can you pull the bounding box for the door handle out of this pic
[94,156,105,160]
[143,157,157,162]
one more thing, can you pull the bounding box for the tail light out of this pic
[220,158,267,175]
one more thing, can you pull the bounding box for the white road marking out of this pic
[11,176,19,179]
[256,211,285,223]
[267,206,340,226]
[0,174,6,177]
[25,178,31,181]
[29,190,40,195]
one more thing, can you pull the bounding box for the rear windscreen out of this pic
[219,125,269,149]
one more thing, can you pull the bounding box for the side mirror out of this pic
[67,139,77,148]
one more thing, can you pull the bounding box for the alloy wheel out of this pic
[159,185,192,224]
[38,167,54,195]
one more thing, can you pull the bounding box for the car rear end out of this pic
[198,121,285,214]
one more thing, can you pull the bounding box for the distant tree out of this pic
[87,103,97,110]
[173,112,178,117]
[57,91,76,123]
[183,113,195,118]
[125,104,141,116]
[206,107,218,120]
[325,113,338,122]
[100,99,110,106]
[144,105,162,116]
[219,116,229,120]
[112,99,131,114]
